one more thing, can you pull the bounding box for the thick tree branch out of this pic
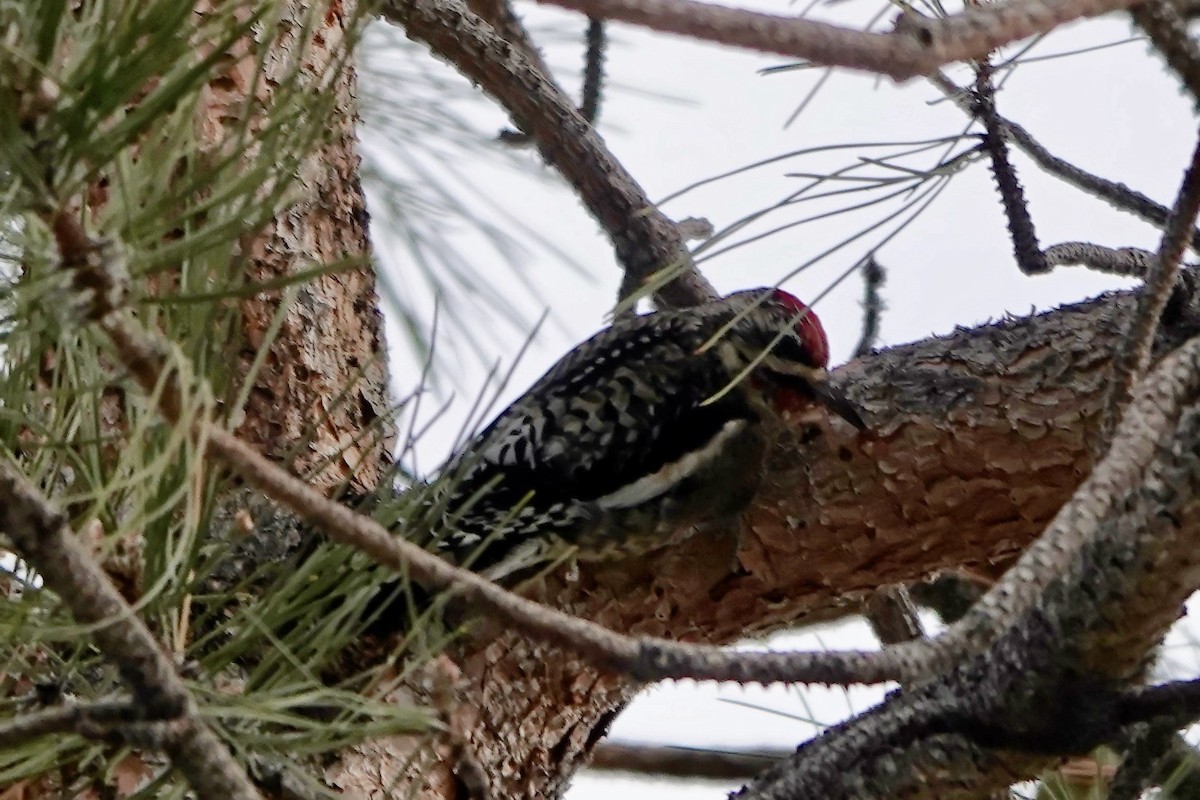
[531,0,1143,81]
[904,331,1200,680]
[739,390,1200,799]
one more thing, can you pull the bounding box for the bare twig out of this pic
[973,61,1049,274]
[382,0,717,308]
[0,698,171,747]
[1043,242,1155,276]
[1132,0,1200,106]
[1099,131,1200,448]
[929,72,1200,250]
[852,254,885,358]
[532,0,1144,82]
[499,16,604,140]
[590,741,791,780]
[0,466,260,800]
[499,16,606,141]
[864,584,924,646]
[580,18,607,124]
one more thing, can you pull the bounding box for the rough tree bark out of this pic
[198,0,392,494]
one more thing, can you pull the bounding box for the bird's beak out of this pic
[759,357,868,431]
[807,374,867,431]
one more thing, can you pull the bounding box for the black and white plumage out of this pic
[434,288,865,580]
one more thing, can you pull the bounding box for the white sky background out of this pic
[360,3,1200,797]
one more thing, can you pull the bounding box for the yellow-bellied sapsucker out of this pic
[434,288,865,579]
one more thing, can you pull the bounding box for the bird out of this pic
[429,287,865,581]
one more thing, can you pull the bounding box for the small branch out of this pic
[382,0,716,308]
[1119,678,1200,728]
[0,465,260,800]
[973,62,1049,275]
[1099,131,1200,448]
[1132,0,1200,107]
[1043,242,1155,276]
[532,0,1144,82]
[0,698,169,747]
[580,18,607,124]
[589,741,790,780]
[929,72,1200,250]
[864,584,924,646]
[852,254,886,358]
[1044,243,1200,328]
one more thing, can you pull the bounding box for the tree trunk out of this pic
[199,0,392,494]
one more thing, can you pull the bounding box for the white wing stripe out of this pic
[594,420,746,510]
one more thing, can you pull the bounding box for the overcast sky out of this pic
[361,3,1198,796]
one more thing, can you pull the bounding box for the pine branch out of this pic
[0,469,260,800]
